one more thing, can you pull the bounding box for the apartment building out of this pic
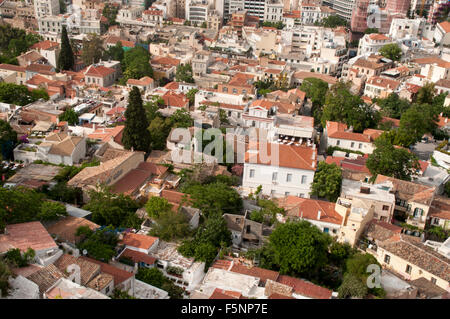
[357,33,394,56]
[34,0,60,19]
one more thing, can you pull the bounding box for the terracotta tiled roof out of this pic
[365,219,402,242]
[229,263,280,284]
[31,40,59,51]
[151,56,181,67]
[25,63,55,75]
[368,33,390,41]
[26,264,66,295]
[429,196,450,221]
[54,254,101,286]
[121,233,158,251]
[88,125,124,143]
[245,143,317,171]
[162,91,189,108]
[46,216,99,244]
[439,21,450,33]
[120,248,156,265]
[0,63,26,72]
[412,57,450,69]
[111,166,153,196]
[269,293,296,299]
[209,288,246,299]
[0,221,57,253]
[277,196,343,225]
[164,81,179,90]
[80,256,134,285]
[160,189,191,205]
[366,76,401,90]
[374,175,435,205]
[378,235,450,282]
[85,65,115,77]
[26,74,52,86]
[277,275,332,299]
[251,99,297,114]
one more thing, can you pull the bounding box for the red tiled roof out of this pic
[0,221,57,253]
[245,143,317,171]
[209,288,246,299]
[85,65,115,77]
[164,82,179,90]
[31,40,59,51]
[151,56,181,67]
[277,196,343,225]
[229,263,279,284]
[439,21,450,33]
[120,248,156,265]
[80,256,134,285]
[277,275,332,299]
[269,293,296,299]
[162,91,189,108]
[121,233,158,250]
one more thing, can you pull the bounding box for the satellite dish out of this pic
[82,249,87,256]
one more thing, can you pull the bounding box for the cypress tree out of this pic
[57,26,74,71]
[122,87,151,152]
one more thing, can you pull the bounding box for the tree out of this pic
[321,82,380,132]
[76,226,118,262]
[144,0,154,9]
[0,120,17,160]
[398,104,438,146]
[321,15,348,28]
[0,83,41,106]
[81,33,104,65]
[300,77,329,122]
[415,82,436,105]
[4,248,35,268]
[375,93,410,119]
[175,64,194,83]
[145,197,173,219]
[379,43,402,61]
[183,182,243,218]
[148,116,170,150]
[265,220,331,275]
[57,26,74,71]
[82,187,142,229]
[59,108,79,125]
[186,88,198,107]
[121,46,153,83]
[136,267,166,288]
[122,87,151,152]
[59,0,67,13]
[338,273,368,299]
[104,41,124,63]
[102,4,119,28]
[149,209,191,241]
[364,28,378,34]
[167,108,193,128]
[310,162,342,202]
[366,138,420,181]
[0,259,11,297]
[37,201,67,221]
[250,199,284,226]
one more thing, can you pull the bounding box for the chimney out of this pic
[317,210,321,220]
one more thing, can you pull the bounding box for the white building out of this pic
[242,142,317,198]
[389,18,426,40]
[186,0,210,23]
[34,0,60,19]
[264,0,284,22]
[357,33,394,56]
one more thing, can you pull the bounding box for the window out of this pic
[431,278,437,284]
[232,88,238,94]
[384,255,390,264]
[286,174,292,182]
[323,228,329,233]
[222,87,228,93]
[359,143,362,149]
[405,264,412,274]
[351,142,355,148]
[382,205,389,211]
[272,172,278,181]
[413,208,423,218]
[301,175,307,184]
[249,169,255,178]
[105,286,110,294]
[285,192,290,196]
[336,140,340,146]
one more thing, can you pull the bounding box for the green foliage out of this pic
[102,4,119,28]
[310,162,342,202]
[0,120,17,160]
[374,93,410,119]
[251,199,284,226]
[81,33,104,65]
[37,201,67,221]
[426,226,448,241]
[379,43,402,61]
[321,82,380,132]
[112,288,137,299]
[4,248,35,268]
[300,77,329,123]
[121,46,154,84]
[136,267,184,299]
[182,182,243,218]
[0,259,11,296]
[397,104,438,146]
[366,138,420,180]
[57,26,74,71]
[145,197,173,219]
[338,273,368,298]
[364,28,379,34]
[76,226,118,262]
[0,82,44,106]
[0,25,41,61]
[186,88,198,106]
[54,159,100,183]
[175,64,194,83]
[123,87,151,152]
[40,182,82,206]
[31,88,49,101]
[261,21,284,29]
[329,241,355,267]
[320,15,348,28]
[59,109,79,126]
[0,187,66,230]
[83,187,142,229]
[415,82,436,105]
[265,220,331,276]
[149,209,191,241]
[104,42,124,63]
[178,215,231,268]
[59,0,67,13]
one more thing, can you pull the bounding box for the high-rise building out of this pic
[332,0,356,21]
